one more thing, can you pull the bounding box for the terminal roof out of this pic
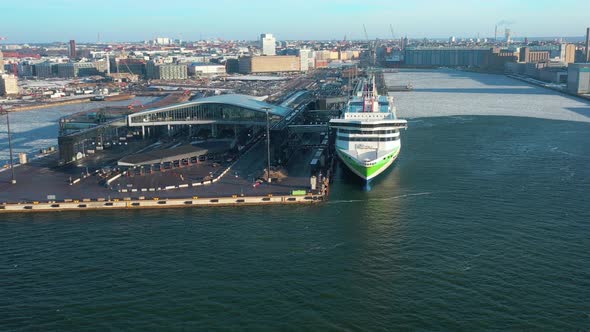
[131,94,292,118]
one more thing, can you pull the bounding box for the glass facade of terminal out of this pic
[129,103,283,126]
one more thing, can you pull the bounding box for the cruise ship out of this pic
[330,75,407,181]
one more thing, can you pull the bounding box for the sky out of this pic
[1,0,589,43]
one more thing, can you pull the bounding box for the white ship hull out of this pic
[329,74,407,182]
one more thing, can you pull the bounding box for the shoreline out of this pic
[9,97,92,112]
[506,74,590,102]
[6,93,137,113]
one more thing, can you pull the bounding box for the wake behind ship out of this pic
[330,75,407,181]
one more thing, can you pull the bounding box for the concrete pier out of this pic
[0,193,325,214]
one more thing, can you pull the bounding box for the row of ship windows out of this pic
[337,123,407,129]
[337,136,400,142]
[339,129,399,134]
[364,154,396,166]
[349,102,390,106]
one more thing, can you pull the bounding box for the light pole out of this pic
[1,107,16,185]
[262,107,271,183]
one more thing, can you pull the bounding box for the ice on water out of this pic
[386,69,590,123]
[0,97,158,164]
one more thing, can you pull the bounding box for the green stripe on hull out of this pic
[337,147,400,180]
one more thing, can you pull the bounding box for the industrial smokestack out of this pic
[586,27,590,62]
[505,28,512,45]
[494,25,498,42]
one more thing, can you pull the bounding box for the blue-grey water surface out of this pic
[1,116,589,330]
[0,96,159,164]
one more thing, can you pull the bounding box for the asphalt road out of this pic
[0,141,315,203]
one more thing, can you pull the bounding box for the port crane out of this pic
[127,100,144,111]
[362,24,377,66]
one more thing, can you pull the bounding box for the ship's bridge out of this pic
[127,94,292,127]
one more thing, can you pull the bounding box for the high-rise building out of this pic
[69,40,77,59]
[559,44,576,64]
[586,27,590,62]
[260,33,276,56]
[0,50,4,74]
[297,49,312,72]
[0,74,19,96]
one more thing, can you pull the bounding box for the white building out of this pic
[0,74,19,96]
[260,33,276,56]
[188,63,226,76]
[297,48,313,72]
[0,50,4,74]
[154,37,171,45]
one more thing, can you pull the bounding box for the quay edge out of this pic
[0,193,326,214]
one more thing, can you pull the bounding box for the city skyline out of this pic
[1,0,589,43]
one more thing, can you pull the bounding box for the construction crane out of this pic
[362,24,377,67]
[390,24,395,40]
[122,60,135,75]
[127,100,144,110]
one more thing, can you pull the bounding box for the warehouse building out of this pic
[519,47,550,63]
[146,61,188,80]
[404,47,490,67]
[56,62,104,78]
[238,55,300,74]
[403,47,516,71]
[567,63,590,94]
[33,62,56,78]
